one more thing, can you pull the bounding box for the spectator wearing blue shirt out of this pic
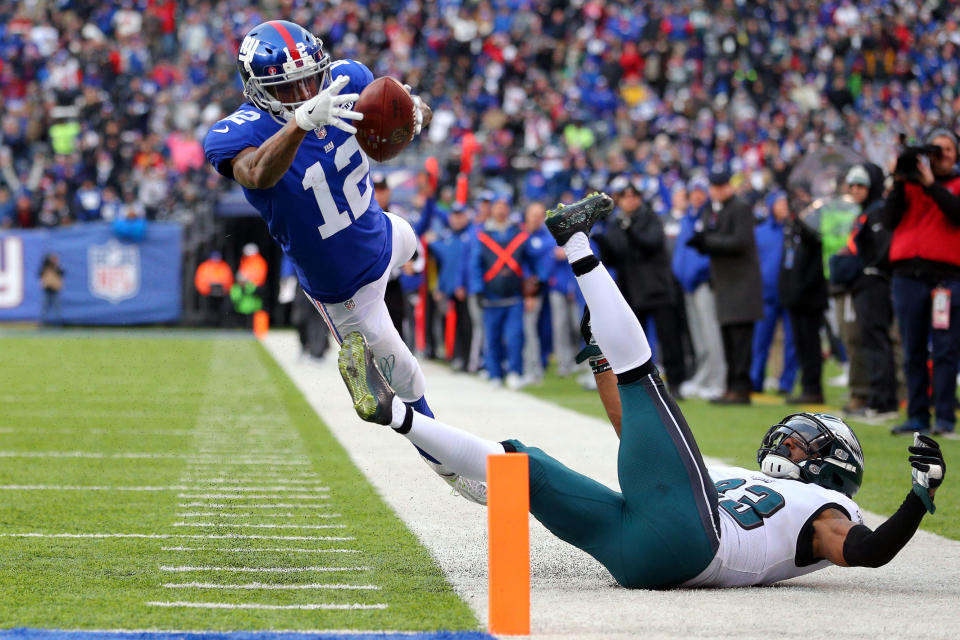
[672,178,726,400]
[750,191,798,395]
[468,195,539,388]
[521,202,554,385]
[73,179,103,222]
[428,203,475,371]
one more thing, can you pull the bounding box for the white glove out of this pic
[294,75,363,134]
[404,83,424,135]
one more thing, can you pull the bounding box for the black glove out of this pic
[686,231,706,252]
[909,433,945,514]
[574,306,610,375]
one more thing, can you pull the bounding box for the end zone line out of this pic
[175,494,330,500]
[146,601,387,610]
[0,533,354,541]
[160,546,361,553]
[161,581,379,590]
[177,512,339,518]
[171,522,346,529]
[176,502,331,509]
[159,565,369,572]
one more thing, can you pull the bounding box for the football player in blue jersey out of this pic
[203,20,485,505]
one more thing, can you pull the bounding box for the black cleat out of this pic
[338,332,395,425]
[545,192,615,245]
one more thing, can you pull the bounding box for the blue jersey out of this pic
[203,59,390,303]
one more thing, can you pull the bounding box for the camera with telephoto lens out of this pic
[895,144,943,182]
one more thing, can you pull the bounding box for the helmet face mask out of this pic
[237,21,332,121]
[757,413,864,497]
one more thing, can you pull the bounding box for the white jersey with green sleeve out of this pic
[682,466,864,588]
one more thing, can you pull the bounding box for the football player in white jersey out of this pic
[337,192,946,589]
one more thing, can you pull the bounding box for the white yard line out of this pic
[0,427,195,436]
[177,512,336,518]
[0,451,309,463]
[161,582,379,590]
[0,485,328,493]
[181,478,323,485]
[176,503,331,509]
[264,330,960,640]
[161,546,361,554]
[175,493,330,500]
[171,522,346,529]
[146,601,386,611]
[159,566,368,573]
[0,533,354,541]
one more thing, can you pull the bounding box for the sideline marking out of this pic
[171,522,346,529]
[0,452,310,463]
[177,503,330,508]
[0,533,354,541]
[146,601,387,610]
[161,546,361,553]
[161,582,379,590]
[160,566,368,573]
[177,513,340,518]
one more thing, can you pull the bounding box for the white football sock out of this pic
[390,405,504,482]
[562,231,592,263]
[575,262,652,374]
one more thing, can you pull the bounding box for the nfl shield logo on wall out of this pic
[88,241,140,303]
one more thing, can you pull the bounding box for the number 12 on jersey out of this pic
[302,137,372,239]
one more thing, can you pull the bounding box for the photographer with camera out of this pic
[883,130,960,437]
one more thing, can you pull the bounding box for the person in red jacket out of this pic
[883,129,960,437]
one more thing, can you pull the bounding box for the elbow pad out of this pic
[842,491,926,568]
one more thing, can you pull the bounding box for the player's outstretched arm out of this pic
[812,435,945,568]
[403,84,432,134]
[231,122,308,190]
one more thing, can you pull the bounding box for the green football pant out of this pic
[504,368,720,589]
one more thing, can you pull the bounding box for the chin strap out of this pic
[760,454,802,480]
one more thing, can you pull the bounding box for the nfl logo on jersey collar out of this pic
[315,126,327,139]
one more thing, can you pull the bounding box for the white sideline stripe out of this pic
[160,566,369,573]
[172,522,346,529]
[177,503,331,509]
[0,485,329,493]
[161,546,361,553]
[0,428,194,436]
[146,601,386,610]
[178,512,296,518]
[0,451,310,463]
[161,582,379,590]
[176,493,330,499]
[0,533,354,541]
[182,478,322,485]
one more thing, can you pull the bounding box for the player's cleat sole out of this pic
[423,459,488,506]
[545,192,615,245]
[338,332,395,425]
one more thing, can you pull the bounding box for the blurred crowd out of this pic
[3,0,960,228]
[3,0,959,432]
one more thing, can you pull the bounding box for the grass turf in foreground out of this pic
[523,366,960,541]
[0,334,478,632]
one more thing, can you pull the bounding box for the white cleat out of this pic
[423,459,487,505]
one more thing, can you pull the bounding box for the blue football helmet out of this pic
[757,412,865,498]
[237,20,331,120]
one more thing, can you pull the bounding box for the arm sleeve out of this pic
[923,183,960,225]
[203,114,261,180]
[842,490,927,568]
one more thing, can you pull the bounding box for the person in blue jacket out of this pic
[468,194,541,388]
[750,191,798,395]
[522,202,556,384]
[428,202,475,371]
[672,178,726,399]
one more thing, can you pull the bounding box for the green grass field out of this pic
[524,366,960,540]
[0,333,478,632]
